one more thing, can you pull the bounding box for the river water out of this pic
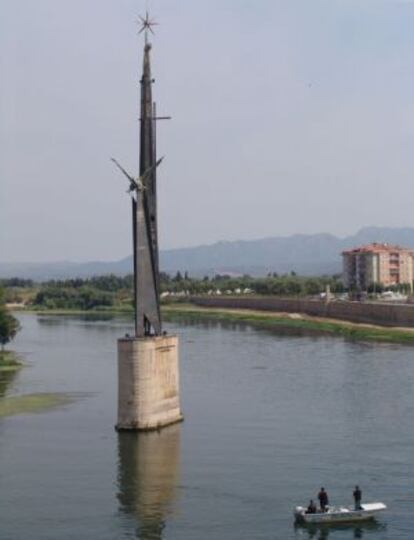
[0,313,413,540]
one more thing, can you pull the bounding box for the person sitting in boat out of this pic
[353,485,362,510]
[305,499,317,514]
[317,487,329,512]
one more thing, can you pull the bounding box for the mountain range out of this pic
[1,226,414,281]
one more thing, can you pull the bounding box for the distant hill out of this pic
[1,226,414,280]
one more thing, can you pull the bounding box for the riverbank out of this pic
[0,392,77,418]
[163,304,414,344]
[192,295,414,328]
[0,351,23,372]
[14,303,414,344]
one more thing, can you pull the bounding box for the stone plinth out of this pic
[116,335,183,431]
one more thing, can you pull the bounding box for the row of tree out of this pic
[159,272,345,296]
[0,276,133,292]
[32,286,120,310]
[1,272,345,296]
[1,272,347,311]
[4,271,414,312]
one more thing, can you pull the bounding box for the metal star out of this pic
[137,11,158,35]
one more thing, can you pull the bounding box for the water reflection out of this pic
[165,311,414,347]
[0,369,19,398]
[163,314,249,333]
[294,520,386,539]
[117,424,181,539]
[36,313,134,335]
[164,313,340,340]
[37,313,132,324]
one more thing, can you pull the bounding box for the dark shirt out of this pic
[353,488,362,502]
[306,503,317,514]
[318,491,329,506]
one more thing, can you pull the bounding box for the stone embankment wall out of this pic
[191,296,414,328]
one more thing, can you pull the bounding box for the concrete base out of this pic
[116,334,183,431]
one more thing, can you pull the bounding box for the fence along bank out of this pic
[191,296,414,328]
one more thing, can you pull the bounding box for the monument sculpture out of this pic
[113,13,183,430]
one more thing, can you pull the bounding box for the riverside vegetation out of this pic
[0,287,21,371]
[2,273,414,345]
[0,285,22,410]
[1,273,345,311]
[0,287,79,417]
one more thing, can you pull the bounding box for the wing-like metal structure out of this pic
[111,158,134,183]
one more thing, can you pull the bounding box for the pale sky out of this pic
[1,0,414,263]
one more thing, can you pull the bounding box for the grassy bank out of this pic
[162,304,414,345]
[15,303,414,344]
[0,351,23,372]
[0,392,77,418]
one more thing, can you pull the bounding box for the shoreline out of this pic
[162,304,414,345]
[0,351,24,372]
[11,304,414,344]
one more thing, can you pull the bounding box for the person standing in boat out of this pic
[353,485,362,510]
[317,487,329,512]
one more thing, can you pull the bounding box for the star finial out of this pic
[137,11,158,42]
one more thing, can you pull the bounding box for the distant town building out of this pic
[342,243,414,291]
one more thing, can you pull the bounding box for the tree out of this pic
[173,271,183,282]
[0,289,21,350]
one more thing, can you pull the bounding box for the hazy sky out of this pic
[1,0,414,263]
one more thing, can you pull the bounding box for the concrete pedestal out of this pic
[116,334,183,431]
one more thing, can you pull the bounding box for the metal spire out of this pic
[112,12,169,338]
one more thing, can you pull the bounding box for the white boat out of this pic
[294,502,386,524]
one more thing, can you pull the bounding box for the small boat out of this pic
[294,502,386,524]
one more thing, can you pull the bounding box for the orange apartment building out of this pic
[342,243,414,291]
